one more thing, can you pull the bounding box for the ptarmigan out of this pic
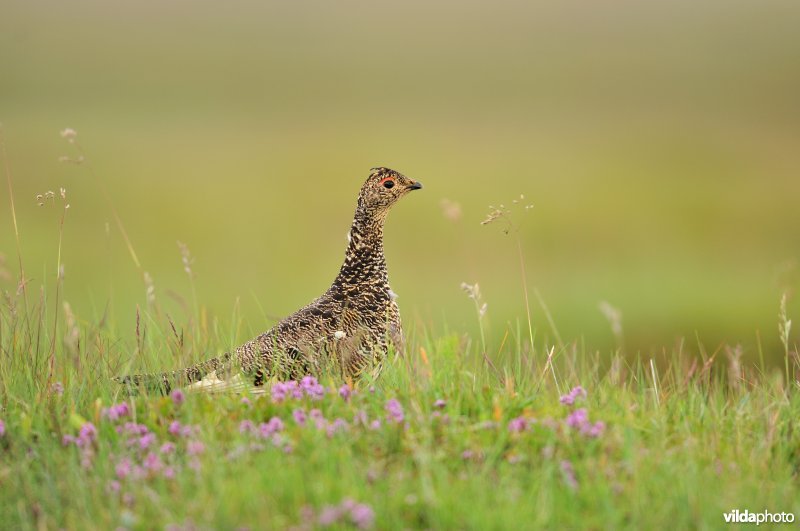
[117,167,422,392]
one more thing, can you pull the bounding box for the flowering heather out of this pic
[103,402,130,421]
[119,422,149,437]
[170,389,185,406]
[292,408,307,426]
[559,386,587,406]
[115,458,132,479]
[385,399,404,424]
[187,440,205,456]
[271,378,326,403]
[566,408,589,429]
[338,384,352,401]
[160,442,176,455]
[271,381,302,402]
[565,408,605,438]
[143,452,163,473]
[507,416,529,433]
[300,376,326,399]
[168,421,183,436]
[258,417,285,438]
[138,432,157,450]
[315,499,375,529]
[76,423,97,448]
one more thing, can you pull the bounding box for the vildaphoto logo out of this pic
[723,509,795,525]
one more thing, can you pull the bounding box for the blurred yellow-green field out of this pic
[1,0,799,362]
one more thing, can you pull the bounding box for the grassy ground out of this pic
[1,279,798,529]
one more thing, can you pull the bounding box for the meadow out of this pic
[2,0,800,528]
[1,142,798,527]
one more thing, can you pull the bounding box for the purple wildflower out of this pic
[115,458,132,479]
[349,503,375,529]
[50,382,64,396]
[301,376,325,400]
[62,434,75,446]
[309,409,327,430]
[76,423,97,447]
[559,386,587,406]
[560,460,579,490]
[258,417,285,438]
[385,399,404,424]
[107,480,121,493]
[163,466,176,479]
[292,409,307,426]
[168,420,182,436]
[241,396,252,407]
[170,389,185,406]
[338,384,352,401]
[271,380,304,403]
[120,422,148,436]
[103,402,130,422]
[160,442,176,454]
[369,419,382,431]
[143,452,163,473]
[239,420,255,434]
[565,408,589,429]
[584,421,606,438]
[0,419,5,437]
[508,416,528,433]
[461,450,474,460]
[138,432,156,450]
[433,399,446,409]
[187,440,205,456]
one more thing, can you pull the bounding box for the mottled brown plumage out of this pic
[117,167,422,392]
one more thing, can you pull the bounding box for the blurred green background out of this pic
[1,0,798,362]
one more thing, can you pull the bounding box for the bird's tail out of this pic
[114,352,234,394]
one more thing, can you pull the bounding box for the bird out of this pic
[116,167,422,393]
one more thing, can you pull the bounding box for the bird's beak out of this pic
[408,181,423,191]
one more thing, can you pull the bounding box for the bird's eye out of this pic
[382,179,395,189]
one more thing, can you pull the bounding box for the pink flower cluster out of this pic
[62,422,98,469]
[316,499,375,529]
[507,416,531,433]
[102,402,130,421]
[559,386,587,406]
[385,399,404,424]
[271,377,326,403]
[565,408,605,438]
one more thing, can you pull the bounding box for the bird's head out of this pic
[356,167,422,218]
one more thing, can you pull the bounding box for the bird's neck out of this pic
[334,208,388,288]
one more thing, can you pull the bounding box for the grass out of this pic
[1,129,799,529]
[1,303,799,530]
[1,218,799,530]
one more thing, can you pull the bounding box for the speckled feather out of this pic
[116,167,422,392]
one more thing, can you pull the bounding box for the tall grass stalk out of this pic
[1,126,28,310]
